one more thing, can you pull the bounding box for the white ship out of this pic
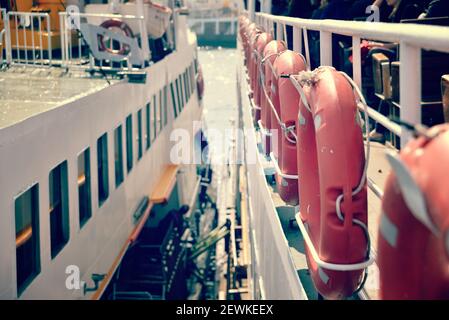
[0,0,211,300]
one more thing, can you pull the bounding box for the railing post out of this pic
[65,14,70,67]
[319,30,332,66]
[352,36,362,88]
[136,0,151,62]
[4,11,12,65]
[293,26,302,54]
[400,42,421,147]
[248,0,255,21]
[276,22,283,41]
[283,24,287,47]
[59,12,66,67]
[302,27,310,69]
[46,13,52,65]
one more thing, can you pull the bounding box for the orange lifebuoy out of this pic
[271,50,306,206]
[248,29,262,96]
[260,40,286,156]
[244,23,257,67]
[239,16,249,51]
[252,32,272,123]
[379,124,449,299]
[98,19,134,55]
[296,67,368,299]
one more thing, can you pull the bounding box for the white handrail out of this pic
[255,12,449,148]
[64,12,145,19]
[256,13,449,53]
[5,11,52,66]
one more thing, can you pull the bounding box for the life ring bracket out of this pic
[295,213,375,271]
[269,152,298,180]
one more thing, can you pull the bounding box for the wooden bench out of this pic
[150,164,179,204]
[372,52,391,100]
[130,164,180,242]
[91,164,179,299]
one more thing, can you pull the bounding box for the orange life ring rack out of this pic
[98,19,134,55]
[295,67,371,299]
[270,50,307,206]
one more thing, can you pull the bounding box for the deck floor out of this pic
[0,66,110,129]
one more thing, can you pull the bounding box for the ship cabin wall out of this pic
[0,31,201,299]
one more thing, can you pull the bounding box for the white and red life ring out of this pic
[98,19,134,55]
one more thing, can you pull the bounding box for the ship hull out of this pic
[0,29,202,300]
[236,39,307,300]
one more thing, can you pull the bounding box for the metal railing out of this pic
[2,10,52,66]
[255,13,449,146]
[0,8,6,66]
[253,12,449,201]
[0,9,154,71]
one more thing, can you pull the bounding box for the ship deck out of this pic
[0,66,111,130]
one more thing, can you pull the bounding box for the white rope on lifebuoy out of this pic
[260,75,298,144]
[258,52,308,144]
[336,71,371,246]
[289,68,371,239]
[290,68,373,290]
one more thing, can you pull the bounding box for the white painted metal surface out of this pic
[237,40,307,299]
[255,12,449,147]
[0,10,201,300]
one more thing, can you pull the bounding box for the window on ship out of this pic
[145,103,151,150]
[78,148,92,227]
[49,161,70,258]
[97,133,109,206]
[114,126,124,187]
[15,184,40,296]
[126,115,133,172]
[137,109,143,160]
